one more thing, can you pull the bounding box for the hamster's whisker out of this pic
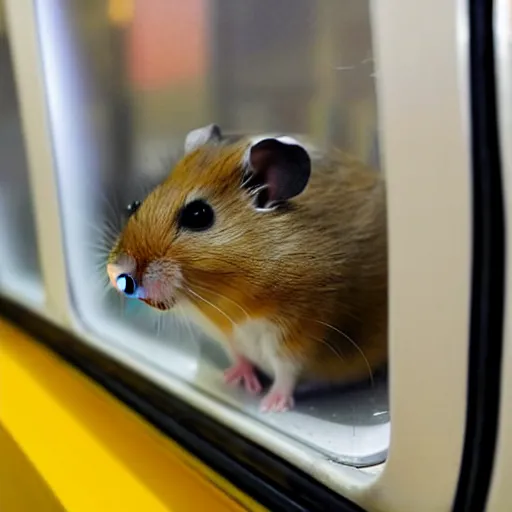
[94,265,110,280]
[87,232,118,259]
[90,240,114,255]
[311,336,346,364]
[152,312,160,336]
[89,241,113,258]
[90,256,108,272]
[98,278,113,299]
[184,287,236,327]
[171,305,187,342]
[86,224,117,246]
[102,224,120,244]
[99,191,126,229]
[91,252,111,271]
[187,283,250,320]
[314,320,374,387]
[119,293,126,318]
[85,206,120,232]
[157,313,164,337]
[185,315,197,343]
[175,304,197,343]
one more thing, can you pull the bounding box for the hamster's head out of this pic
[106,124,311,320]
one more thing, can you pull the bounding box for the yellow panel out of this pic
[0,317,265,512]
[0,424,65,512]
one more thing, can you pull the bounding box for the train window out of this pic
[34,0,388,467]
[0,1,43,306]
[2,0,475,510]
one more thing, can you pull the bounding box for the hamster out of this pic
[107,124,388,412]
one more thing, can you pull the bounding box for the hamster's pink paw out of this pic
[260,390,295,413]
[224,358,262,395]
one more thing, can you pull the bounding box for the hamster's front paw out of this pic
[260,389,295,413]
[224,356,262,395]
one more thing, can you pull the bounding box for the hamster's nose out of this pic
[116,273,138,297]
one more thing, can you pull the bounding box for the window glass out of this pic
[37,0,389,466]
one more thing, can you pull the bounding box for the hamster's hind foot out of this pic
[224,357,262,395]
[260,389,295,413]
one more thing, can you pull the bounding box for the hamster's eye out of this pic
[178,199,215,231]
[126,200,141,216]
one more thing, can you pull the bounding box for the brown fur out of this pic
[109,140,388,385]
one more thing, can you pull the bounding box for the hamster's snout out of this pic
[107,264,146,299]
[106,257,182,312]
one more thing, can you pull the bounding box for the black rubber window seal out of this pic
[453,0,505,510]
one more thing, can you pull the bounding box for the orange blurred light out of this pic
[128,0,206,90]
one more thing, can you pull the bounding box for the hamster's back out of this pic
[279,150,388,383]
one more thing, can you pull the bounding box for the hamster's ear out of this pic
[184,124,222,154]
[243,137,311,210]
